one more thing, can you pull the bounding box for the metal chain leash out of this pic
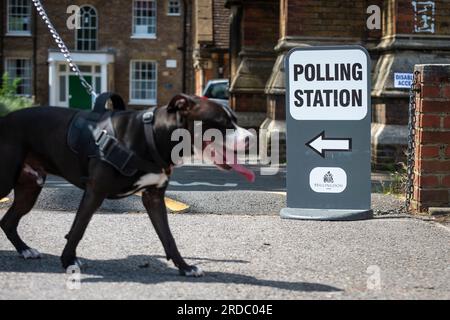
[31,0,97,99]
[404,70,421,212]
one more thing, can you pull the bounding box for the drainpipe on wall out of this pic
[180,0,188,93]
[0,1,4,78]
[32,8,38,102]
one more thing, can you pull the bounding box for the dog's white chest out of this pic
[117,172,168,197]
[135,172,168,189]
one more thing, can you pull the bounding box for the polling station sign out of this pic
[281,46,373,221]
[289,49,368,121]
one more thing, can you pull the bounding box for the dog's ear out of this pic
[167,94,196,113]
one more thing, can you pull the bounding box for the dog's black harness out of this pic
[67,92,170,177]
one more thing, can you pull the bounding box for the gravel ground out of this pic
[0,188,404,215]
[0,210,448,300]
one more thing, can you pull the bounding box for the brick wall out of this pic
[213,0,229,50]
[227,0,279,119]
[2,0,188,108]
[285,0,371,39]
[411,64,450,213]
[192,0,229,96]
[1,0,35,80]
[241,1,279,51]
[392,0,450,35]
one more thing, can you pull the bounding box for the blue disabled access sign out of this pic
[281,46,373,221]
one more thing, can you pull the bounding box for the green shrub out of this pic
[0,72,34,117]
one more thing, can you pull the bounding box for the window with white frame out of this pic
[5,58,32,96]
[130,61,157,104]
[76,6,98,51]
[7,0,32,35]
[132,0,157,38]
[168,0,181,16]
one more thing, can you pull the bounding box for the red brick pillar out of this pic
[411,64,450,214]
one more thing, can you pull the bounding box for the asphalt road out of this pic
[0,211,448,299]
[38,164,390,192]
[40,164,287,192]
[1,164,448,300]
[0,165,398,215]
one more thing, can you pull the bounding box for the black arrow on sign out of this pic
[305,131,352,158]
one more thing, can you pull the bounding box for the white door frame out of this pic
[48,51,114,107]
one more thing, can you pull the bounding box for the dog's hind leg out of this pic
[142,186,204,277]
[61,186,106,269]
[0,164,46,259]
[0,148,23,200]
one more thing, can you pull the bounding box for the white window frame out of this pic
[75,5,98,51]
[6,0,32,36]
[131,0,157,39]
[167,0,181,16]
[5,58,32,96]
[129,60,157,105]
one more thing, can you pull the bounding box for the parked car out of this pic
[202,79,229,107]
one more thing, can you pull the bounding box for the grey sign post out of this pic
[281,46,373,221]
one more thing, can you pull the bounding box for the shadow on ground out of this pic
[0,250,341,293]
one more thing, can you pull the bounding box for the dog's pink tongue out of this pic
[231,164,255,182]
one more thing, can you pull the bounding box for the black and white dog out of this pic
[0,94,254,277]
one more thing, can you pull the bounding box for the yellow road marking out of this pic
[164,197,190,214]
[268,192,287,196]
[135,192,189,213]
[0,198,10,203]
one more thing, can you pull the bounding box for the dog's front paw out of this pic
[61,255,84,270]
[20,248,42,259]
[179,265,204,277]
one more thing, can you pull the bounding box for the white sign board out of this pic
[394,73,413,88]
[288,49,368,121]
[166,59,177,68]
